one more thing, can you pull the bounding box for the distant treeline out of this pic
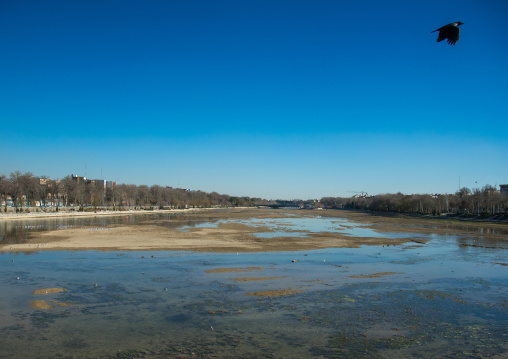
[1,171,507,217]
[0,171,265,209]
[322,185,508,217]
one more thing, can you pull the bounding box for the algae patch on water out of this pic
[31,288,69,309]
[31,299,71,309]
[32,288,67,295]
[31,300,52,309]
[231,276,285,282]
[246,289,304,297]
[348,272,401,279]
[51,300,71,307]
[206,267,264,273]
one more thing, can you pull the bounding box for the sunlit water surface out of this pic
[0,212,507,358]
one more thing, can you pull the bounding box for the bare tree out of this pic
[120,184,137,207]
[61,176,79,206]
[135,185,150,206]
[150,185,164,207]
[8,171,36,210]
[91,182,105,207]
[114,184,128,207]
[48,179,63,208]
[0,174,10,212]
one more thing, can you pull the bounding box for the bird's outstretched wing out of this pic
[432,24,460,45]
[443,26,459,45]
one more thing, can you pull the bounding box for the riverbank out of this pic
[0,207,222,220]
[1,208,507,253]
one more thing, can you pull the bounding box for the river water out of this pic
[0,212,506,358]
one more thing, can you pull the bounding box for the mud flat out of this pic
[1,208,506,253]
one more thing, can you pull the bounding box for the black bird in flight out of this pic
[432,22,464,45]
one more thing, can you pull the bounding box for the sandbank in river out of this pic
[2,208,507,253]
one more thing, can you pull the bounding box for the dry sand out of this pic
[1,208,506,253]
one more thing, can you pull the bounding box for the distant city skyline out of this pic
[2,1,507,199]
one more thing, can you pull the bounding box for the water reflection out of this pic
[0,213,223,245]
[426,222,508,236]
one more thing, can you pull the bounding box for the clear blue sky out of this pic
[1,0,507,199]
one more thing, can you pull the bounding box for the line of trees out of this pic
[321,185,508,217]
[1,171,506,217]
[0,171,264,211]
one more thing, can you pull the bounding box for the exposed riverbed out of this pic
[0,209,506,358]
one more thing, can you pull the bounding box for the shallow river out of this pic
[0,212,507,358]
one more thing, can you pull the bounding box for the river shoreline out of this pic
[2,206,507,224]
[0,207,222,221]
